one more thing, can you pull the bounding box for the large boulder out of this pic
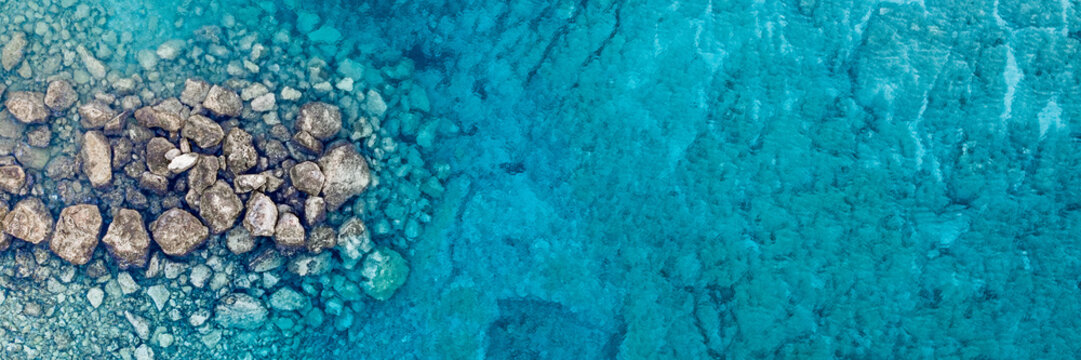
[296,102,341,140]
[199,181,243,234]
[80,131,112,187]
[202,85,242,117]
[181,114,224,148]
[101,208,150,268]
[5,91,48,124]
[318,144,370,210]
[289,161,324,196]
[223,128,257,174]
[0,165,25,194]
[44,80,77,111]
[78,101,117,129]
[3,198,53,244]
[243,192,277,237]
[50,204,102,265]
[273,212,304,250]
[150,208,209,256]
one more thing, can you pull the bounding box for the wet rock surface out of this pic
[150,208,209,256]
[5,91,49,124]
[3,197,52,244]
[50,204,102,265]
[101,208,150,268]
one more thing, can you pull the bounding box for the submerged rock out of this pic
[273,212,304,250]
[5,91,49,124]
[3,198,53,244]
[306,225,336,254]
[81,131,112,187]
[225,226,254,255]
[214,293,267,330]
[338,218,372,269]
[303,196,326,226]
[180,78,210,107]
[199,181,242,234]
[1,31,26,71]
[51,204,102,265]
[243,192,277,237]
[203,85,242,117]
[151,208,209,256]
[361,247,409,301]
[0,165,26,194]
[296,102,342,140]
[44,80,77,111]
[102,209,150,268]
[318,144,370,210]
[269,287,309,311]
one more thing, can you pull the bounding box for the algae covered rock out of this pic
[360,247,409,301]
[101,208,150,268]
[50,204,102,265]
[214,293,267,329]
[151,208,209,256]
[3,197,53,244]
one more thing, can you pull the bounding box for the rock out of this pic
[102,209,150,268]
[226,226,254,255]
[137,50,158,70]
[361,247,410,301]
[364,90,387,117]
[291,130,323,154]
[180,78,210,106]
[76,45,107,79]
[168,153,199,173]
[223,128,257,174]
[80,131,113,187]
[240,84,268,101]
[309,24,342,44]
[304,197,326,226]
[269,287,310,311]
[134,106,184,132]
[181,114,224,148]
[78,102,117,129]
[5,91,48,124]
[274,212,304,249]
[318,145,370,210]
[118,272,139,294]
[234,174,266,193]
[150,209,209,256]
[138,172,168,195]
[296,102,342,140]
[2,32,26,71]
[287,252,334,277]
[146,284,170,311]
[87,287,104,308]
[199,181,242,234]
[125,311,151,340]
[243,192,277,237]
[0,165,25,194]
[289,161,324,195]
[189,264,211,288]
[156,39,186,60]
[187,154,218,193]
[3,198,52,244]
[50,204,102,265]
[135,344,154,360]
[15,143,48,170]
[280,86,301,101]
[338,218,372,269]
[202,85,242,117]
[214,293,268,330]
[26,126,51,147]
[44,80,77,111]
[306,225,336,254]
[145,137,175,176]
[251,93,276,112]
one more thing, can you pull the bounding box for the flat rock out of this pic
[243,192,277,237]
[296,102,341,140]
[318,145,370,210]
[181,114,224,148]
[44,80,77,111]
[199,181,242,234]
[168,153,199,174]
[5,91,48,124]
[202,85,242,118]
[273,212,304,249]
[3,198,53,244]
[180,78,210,106]
[81,131,112,187]
[150,208,209,256]
[78,101,117,129]
[0,165,25,194]
[214,293,267,330]
[223,128,257,174]
[289,161,324,196]
[2,32,26,71]
[50,204,102,265]
[102,209,150,268]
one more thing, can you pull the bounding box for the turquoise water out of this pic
[2,0,1081,359]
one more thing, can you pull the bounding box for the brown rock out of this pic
[145,137,175,176]
[50,204,102,265]
[5,91,48,124]
[81,131,112,187]
[318,144,370,210]
[150,208,209,256]
[289,161,324,196]
[233,174,266,193]
[223,128,257,174]
[199,180,243,234]
[188,154,218,194]
[306,225,337,254]
[273,212,304,250]
[291,131,323,155]
[134,106,184,132]
[138,172,168,195]
[101,208,150,268]
[26,126,51,147]
[78,101,117,129]
[202,85,242,117]
[243,192,277,237]
[181,114,224,148]
[44,80,77,111]
[0,165,25,194]
[296,102,342,140]
[3,198,53,244]
[0,201,10,251]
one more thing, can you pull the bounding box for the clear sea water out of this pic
[5,0,1081,359]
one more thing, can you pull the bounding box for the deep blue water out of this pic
[4,0,1081,359]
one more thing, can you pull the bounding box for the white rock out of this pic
[281,87,301,101]
[137,50,158,70]
[241,84,268,101]
[335,78,353,92]
[251,93,276,112]
[117,272,139,295]
[190,264,212,288]
[157,333,174,348]
[168,153,199,173]
[157,40,186,60]
[146,285,170,311]
[365,90,387,117]
[87,287,104,308]
[313,81,333,92]
[76,45,106,79]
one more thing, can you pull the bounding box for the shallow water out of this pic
[1,0,1080,359]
